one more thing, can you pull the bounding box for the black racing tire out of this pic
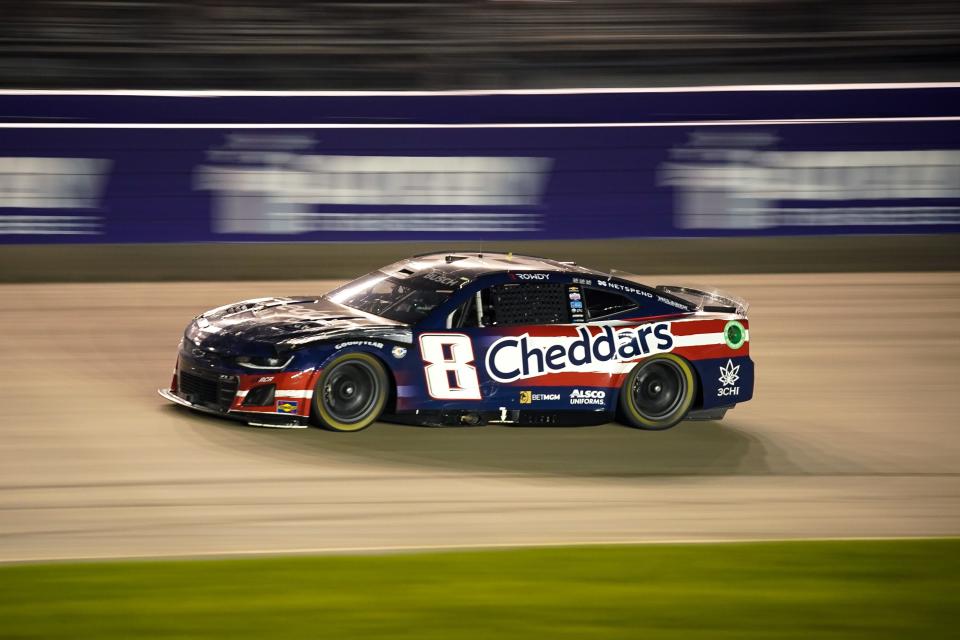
[618,354,696,430]
[312,352,389,432]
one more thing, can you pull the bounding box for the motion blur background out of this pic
[0,3,958,638]
[2,0,960,88]
[1,0,959,278]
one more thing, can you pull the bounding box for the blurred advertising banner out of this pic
[659,132,960,230]
[0,86,958,242]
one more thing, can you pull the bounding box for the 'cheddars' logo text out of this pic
[486,324,674,383]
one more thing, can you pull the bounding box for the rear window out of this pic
[584,287,637,319]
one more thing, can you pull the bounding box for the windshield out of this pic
[326,272,453,324]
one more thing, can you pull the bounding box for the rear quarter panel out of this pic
[396,315,752,415]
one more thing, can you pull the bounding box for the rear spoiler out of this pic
[656,285,749,315]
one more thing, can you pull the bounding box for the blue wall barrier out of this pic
[1,85,958,243]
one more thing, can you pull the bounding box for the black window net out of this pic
[492,283,568,326]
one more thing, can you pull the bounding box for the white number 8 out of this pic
[419,333,482,400]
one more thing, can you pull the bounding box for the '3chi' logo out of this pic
[717,359,740,397]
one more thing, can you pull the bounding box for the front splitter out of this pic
[157,388,309,428]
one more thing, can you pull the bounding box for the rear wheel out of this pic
[619,354,696,430]
[312,352,389,432]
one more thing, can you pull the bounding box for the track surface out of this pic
[1,273,958,561]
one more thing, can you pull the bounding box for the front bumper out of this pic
[162,351,317,428]
[158,387,309,428]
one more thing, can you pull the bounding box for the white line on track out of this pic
[1,535,955,565]
[0,82,959,97]
[0,116,958,129]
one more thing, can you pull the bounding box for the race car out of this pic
[159,252,753,431]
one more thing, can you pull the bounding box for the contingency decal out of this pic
[277,400,299,414]
[567,284,585,322]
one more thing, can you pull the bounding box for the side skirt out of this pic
[382,409,613,428]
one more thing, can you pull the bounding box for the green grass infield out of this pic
[0,539,957,639]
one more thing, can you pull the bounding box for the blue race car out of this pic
[160,252,753,431]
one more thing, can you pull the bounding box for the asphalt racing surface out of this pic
[1,273,958,562]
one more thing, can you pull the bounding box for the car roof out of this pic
[382,251,609,281]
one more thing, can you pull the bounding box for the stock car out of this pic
[159,252,753,431]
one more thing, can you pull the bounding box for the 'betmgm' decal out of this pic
[486,323,674,383]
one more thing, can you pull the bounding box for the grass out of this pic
[0,539,957,639]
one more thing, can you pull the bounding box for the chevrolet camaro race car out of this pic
[159,252,753,431]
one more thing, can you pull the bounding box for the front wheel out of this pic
[312,352,390,432]
[619,354,696,430]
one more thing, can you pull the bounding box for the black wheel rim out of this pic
[632,360,686,420]
[322,361,380,423]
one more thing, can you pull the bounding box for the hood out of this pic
[187,296,411,355]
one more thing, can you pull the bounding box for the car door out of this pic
[417,278,578,409]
